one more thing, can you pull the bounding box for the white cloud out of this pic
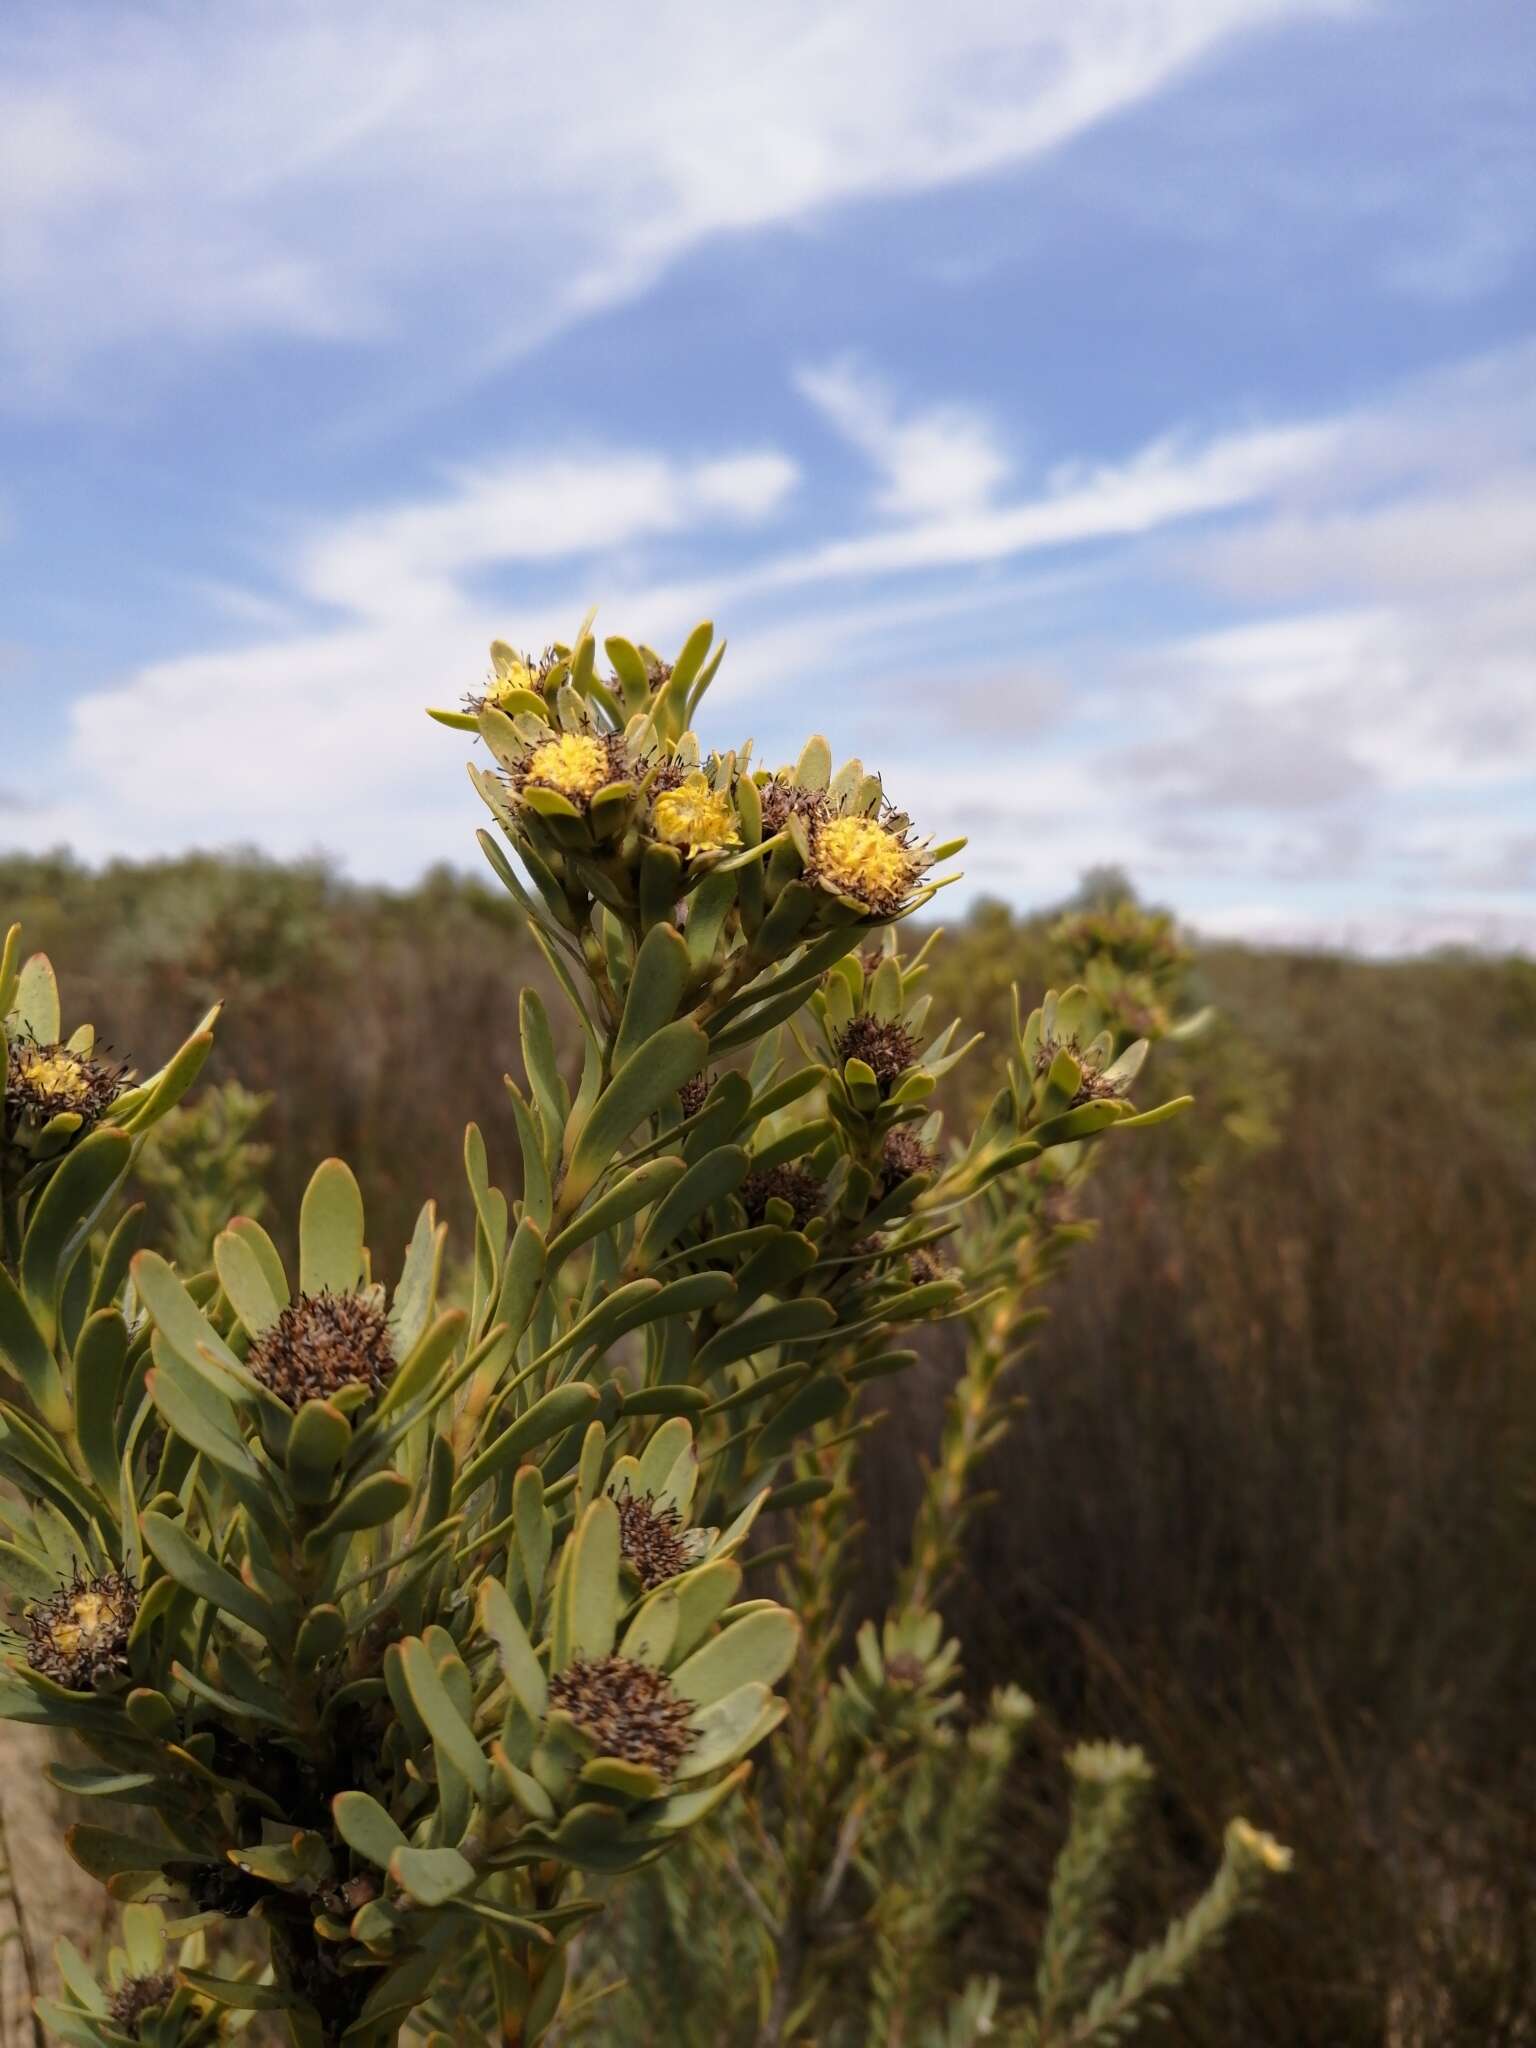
[797,357,1010,519]
[299,448,798,619]
[0,0,1340,409]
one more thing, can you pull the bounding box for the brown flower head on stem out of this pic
[22,1566,137,1691]
[881,1126,938,1192]
[740,1162,824,1231]
[548,1655,697,1778]
[612,1486,701,1590]
[835,1015,919,1091]
[108,1973,177,2039]
[246,1290,396,1411]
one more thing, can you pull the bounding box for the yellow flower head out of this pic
[14,1046,93,1105]
[523,733,613,805]
[6,1037,125,1128]
[813,815,919,914]
[652,773,739,857]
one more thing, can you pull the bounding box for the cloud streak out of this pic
[0,0,1337,411]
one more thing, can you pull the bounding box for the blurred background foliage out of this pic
[4,847,1534,2045]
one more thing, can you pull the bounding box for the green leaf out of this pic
[563,1019,708,1210]
[691,1298,838,1378]
[1114,1094,1196,1130]
[620,1385,710,1418]
[64,1825,167,1883]
[454,1382,601,1501]
[614,925,691,1068]
[142,1511,281,1642]
[479,1577,548,1721]
[372,1308,465,1423]
[299,1158,367,1296]
[10,953,60,1040]
[333,1789,408,1869]
[566,1496,620,1665]
[544,1156,686,1272]
[0,1260,69,1424]
[145,1357,265,1489]
[214,1228,287,1335]
[178,1973,297,2012]
[632,1146,750,1267]
[674,1682,781,1779]
[794,735,831,791]
[401,1636,492,1800]
[670,1607,799,1704]
[20,1129,133,1345]
[305,1469,412,1548]
[514,1465,551,1607]
[222,1216,290,1307]
[389,1845,477,1907]
[285,1399,352,1501]
[752,1374,850,1461]
[110,1011,219,1134]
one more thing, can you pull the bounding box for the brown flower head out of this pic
[881,1126,938,1192]
[1033,1035,1127,1108]
[740,1162,824,1231]
[678,1072,714,1119]
[246,1290,396,1412]
[885,1651,927,1688]
[23,1566,137,1691]
[905,1245,947,1287]
[548,1654,697,1778]
[757,777,831,838]
[108,1973,177,2039]
[4,1034,127,1134]
[613,1486,700,1590]
[834,1015,919,1091]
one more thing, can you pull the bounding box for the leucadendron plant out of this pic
[1,617,1224,2048]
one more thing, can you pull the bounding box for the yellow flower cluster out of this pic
[12,1046,93,1105]
[652,773,739,857]
[524,734,612,803]
[814,815,918,912]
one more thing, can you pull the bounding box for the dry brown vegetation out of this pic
[3,850,1533,2043]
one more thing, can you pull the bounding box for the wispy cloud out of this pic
[797,357,1011,520]
[0,0,1337,411]
[23,339,1535,965]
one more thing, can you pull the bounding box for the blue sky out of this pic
[2,0,1533,951]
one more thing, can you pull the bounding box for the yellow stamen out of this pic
[524,734,611,803]
[814,816,918,909]
[652,774,739,857]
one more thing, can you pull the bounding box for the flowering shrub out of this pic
[0,617,1276,2045]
